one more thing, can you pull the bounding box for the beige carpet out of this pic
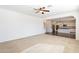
[22,44,64,53]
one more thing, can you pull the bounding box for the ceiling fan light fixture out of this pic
[42,12,44,14]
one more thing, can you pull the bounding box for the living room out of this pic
[0,5,79,53]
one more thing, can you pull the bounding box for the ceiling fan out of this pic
[34,6,52,14]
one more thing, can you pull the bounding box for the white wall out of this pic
[0,8,45,42]
[76,9,79,40]
[44,11,79,40]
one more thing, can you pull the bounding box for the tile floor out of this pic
[0,34,79,53]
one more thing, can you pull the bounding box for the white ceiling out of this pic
[0,5,78,18]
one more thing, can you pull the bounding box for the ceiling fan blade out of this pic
[42,10,50,12]
[34,8,38,10]
[35,10,40,13]
[47,5,52,8]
